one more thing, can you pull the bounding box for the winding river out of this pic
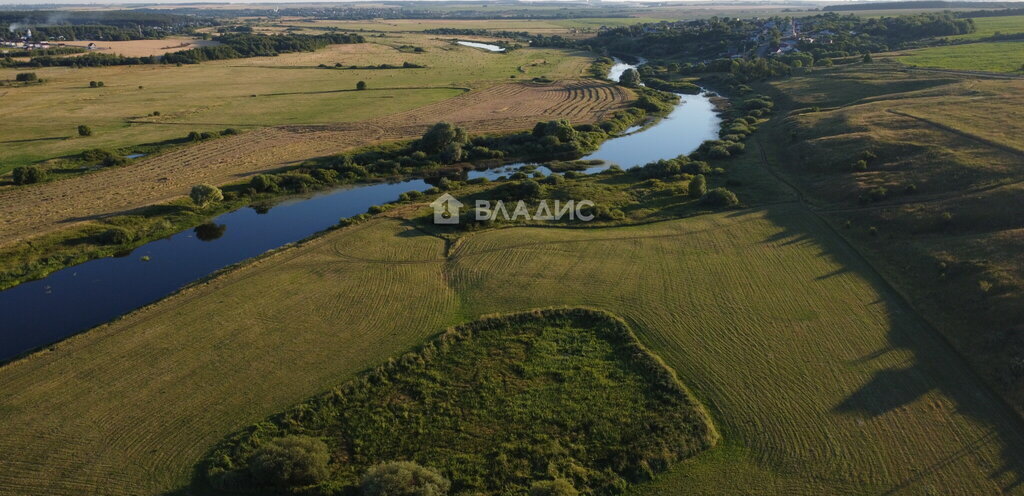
[0,60,720,362]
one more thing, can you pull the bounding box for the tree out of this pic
[356,80,367,90]
[862,52,873,63]
[619,68,641,87]
[12,166,46,185]
[532,120,578,143]
[89,80,98,88]
[190,184,224,208]
[360,461,450,496]
[530,479,579,496]
[77,125,92,137]
[419,122,467,154]
[440,143,463,164]
[688,174,707,198]
[248,435,330,488]
[15,72,38,82]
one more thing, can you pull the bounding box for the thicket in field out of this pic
[200,309,717,495]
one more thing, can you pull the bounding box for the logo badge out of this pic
[430,193,464,224]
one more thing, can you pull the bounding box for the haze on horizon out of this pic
[4,0,996,7]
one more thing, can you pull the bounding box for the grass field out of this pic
[949,15,1024,40]
[892,40,1024,73]
[1,204,1022,495]
[0,33,591,171]
[763,62,1024,419]
[0,79,631,245]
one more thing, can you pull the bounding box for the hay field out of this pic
[0,79,631,245]
[1,205,1022,495]
[62,37,222,57]
[763,62,1024,418]
[0,33,591,170]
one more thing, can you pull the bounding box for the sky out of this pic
[0,0,892,6]
[2,0,1021,7]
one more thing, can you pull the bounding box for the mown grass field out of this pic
[0,33,591,171]
[1,205,1022,495]
[891,40,1024,73]
[763,62,1024,421]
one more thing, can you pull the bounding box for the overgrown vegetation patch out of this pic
[200,308,717,495]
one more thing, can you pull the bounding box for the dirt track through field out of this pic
[0,80,632,246]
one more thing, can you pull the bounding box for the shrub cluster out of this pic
[199,308,717,495]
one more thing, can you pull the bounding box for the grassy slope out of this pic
[891,40,1024,73]
[762,62,1024,413]
[2,205,1023,494]
[0,33,590,171]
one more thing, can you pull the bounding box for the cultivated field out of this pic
[62,37,221,57]
[1,206,1022,495]
[0,33,592,170]
[0,79,632,244]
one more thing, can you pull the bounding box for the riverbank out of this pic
[0,88,693,361]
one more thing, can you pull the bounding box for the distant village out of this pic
[593,17,845,60]
[1,28,101,51]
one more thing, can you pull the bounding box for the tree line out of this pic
[3,32,365,68]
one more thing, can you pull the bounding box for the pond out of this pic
[455,40,505,52]
[0,85,723,362]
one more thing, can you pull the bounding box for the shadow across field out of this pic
[761,204,1024,493]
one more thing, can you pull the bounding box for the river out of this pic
[0,60,720,362]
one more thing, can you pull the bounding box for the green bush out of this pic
[530,479,579,496]
[688,174,707,198]
[248,435,331,488]
[190,184,224,208]
[360,461,450,496]
[15,72,38,82]
[77,125,92,137]
[701,187,739,207]
[250,174,280,193]
[12,166,46,185]
[868,186,888,202]
[99,227,133,245]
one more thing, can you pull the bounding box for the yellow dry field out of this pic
[1,205,1023,495]
[0,79,630,246]
[61,37,222,57]
[0,35,627,246]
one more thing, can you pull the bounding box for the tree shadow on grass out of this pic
[761,203,1024,493]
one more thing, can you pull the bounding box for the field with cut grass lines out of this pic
[1,205,1022,495]
[0,33,592,171]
